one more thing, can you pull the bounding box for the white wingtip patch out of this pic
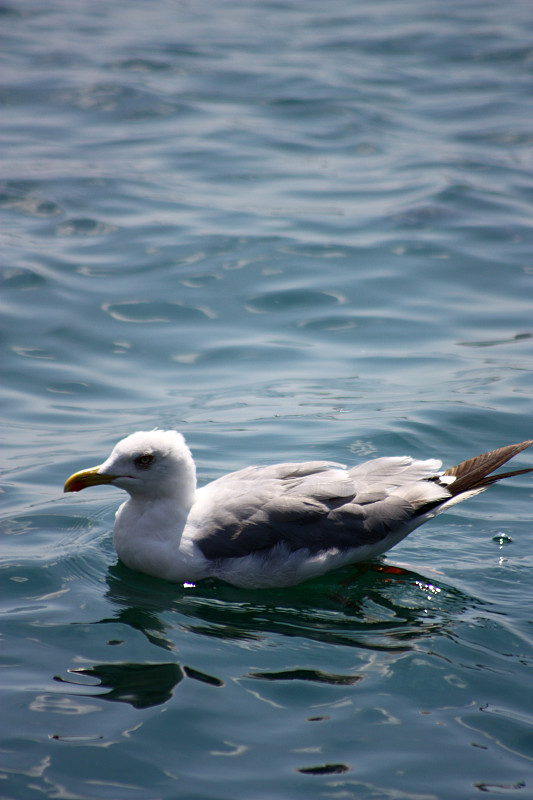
[438,474,456,486]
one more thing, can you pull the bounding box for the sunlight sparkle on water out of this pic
[415,581,442,601]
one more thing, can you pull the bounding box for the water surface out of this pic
[2,1,533,798]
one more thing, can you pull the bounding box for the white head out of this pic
[64,430,197,506]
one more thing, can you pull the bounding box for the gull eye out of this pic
[135,453,154,469]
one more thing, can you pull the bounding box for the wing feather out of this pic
[190,457,449,561]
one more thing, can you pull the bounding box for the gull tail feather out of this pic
[443,439,533,496]
[416,439,533,518]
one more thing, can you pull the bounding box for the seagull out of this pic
[64,431,532,588]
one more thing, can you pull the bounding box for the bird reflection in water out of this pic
[101,558,474,653]
[54,560,473,711]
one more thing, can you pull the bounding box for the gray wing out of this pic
[191,457,449,560]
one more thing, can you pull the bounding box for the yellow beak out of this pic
[64,466,117,493]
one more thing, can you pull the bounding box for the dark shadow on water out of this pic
[54,660,223,709]
[54,662,184,709]
[245,667,364,685]
[298,763,351,775]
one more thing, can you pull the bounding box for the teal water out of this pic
[2,0,533,797]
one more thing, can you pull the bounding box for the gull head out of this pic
[64,430,197,502]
